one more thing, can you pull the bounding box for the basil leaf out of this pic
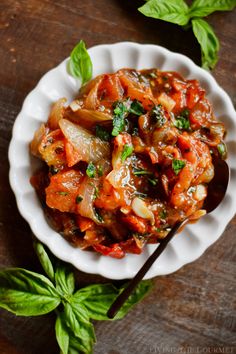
[121,144,133,162]
[151,104,166,127]
[113,101,128,117]
[190,0,236,18]
[129,99,145,116]
[64,303,95,352]
[86,162,96,178]
[217,142,227,159]
[72,284,118,320]
[68,40,93,85]
[138,0,190,26]
[192,18,220,70]
[172,158,186,175]
[69,334,92,354]
[133,168,153,176]
[148,177,158,186]
[33,241,55,282]
[55,263,75,297]
[112,101,128,136]
[160,209,168,219]
[73,281,152,321]
[112,115,125,136]
[0,268,61,316]
[95,125,110,141]
[76,195,83,204]
[56,311,92,354]
[55,312,69,354]
[174,109,190,130]
[114,280,152,320]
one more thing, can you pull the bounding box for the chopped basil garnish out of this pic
[129,99,145,116]
[172,159,186,175]
[135,191,148,199]
[174,109,190,130]
[93,186,100,200]
[95,125,110,141]
[86,162,96,178]
[149,72,157,79]
[121,144,133,162]
[49,166,59,175]
[95,209,103,222]
[112,99,145,136]
[133,168,153,176]
[151,104,166,127]
[113,101,127,116]
[159,210,167,219]
[112,115,126,136]
[97,165,104,177]
[57,191,69,196]
[148,178,158,186]
[112,101,127,136]
[217,142,227,159]
[76,195,83,204]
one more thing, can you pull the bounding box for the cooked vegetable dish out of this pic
[30,68,226,258]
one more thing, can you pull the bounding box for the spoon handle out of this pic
[107,221,183,319]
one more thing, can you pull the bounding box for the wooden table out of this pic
[0,1,235,353]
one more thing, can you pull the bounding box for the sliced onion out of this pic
[48,98,67,130]
[209,123,225,141]
[158,92,176,111]
[106,164,130,189]
[84,76,103,109]
[78,75,103,97]
[70,100,82,112]
[59,119,110,163]
[30,123,48,157]
[77,177,100,224]
[67,108,112,127]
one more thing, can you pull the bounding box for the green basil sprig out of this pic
[138,0,236,70]
[0,242,152,354]
[68,40,93,85]
[192,18,220,70]
[0,268,60,316]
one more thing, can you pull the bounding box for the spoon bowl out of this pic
[107,158,230,319]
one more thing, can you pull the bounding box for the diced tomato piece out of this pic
[93,243,125,259]
[98,74,123,107]
[171,76,187,91]
[94,179,122,210]
[186,80,204,109]
[120,238,142,255]
[39,129,66,167]
[76,215,94,232]
[120,214,147,234]
[119,74,155,110]
[189,98,212,128]
[148,147,159,163]
[46,170,83,212]
[65,139,81,167]
[170,91,186,112]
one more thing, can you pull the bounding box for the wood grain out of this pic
[0,1,235,353]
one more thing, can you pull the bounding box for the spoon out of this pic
[107,158,229,319]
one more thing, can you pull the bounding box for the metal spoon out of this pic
[107,158,229,319]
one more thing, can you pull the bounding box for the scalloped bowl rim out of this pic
[8,42,236,279]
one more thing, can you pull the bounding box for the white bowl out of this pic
[8,42,236,279]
